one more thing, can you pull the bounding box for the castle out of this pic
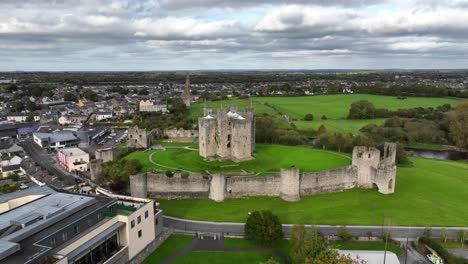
[198,105,255,162]
[130,143,397,202]
[127,126,156,149]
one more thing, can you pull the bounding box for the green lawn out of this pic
[159,157,468,226]
[190,95,459,134]
[254,95,459,120]
[142,234,194,264]
[125,144,351,173]
[224,238,290,256]
[330,241,403,255]
[170,251,281,264]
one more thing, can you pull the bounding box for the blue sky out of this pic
[1,0,468,71]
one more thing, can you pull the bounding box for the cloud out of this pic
[1,0,468,70]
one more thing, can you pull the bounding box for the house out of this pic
[57,147,90,172]
[6,113,41,123]
[58,114,88,125]
[0,186,163,264]
[0,156,22,177]
[96,111,113,121]
[33,132,79,150]
[139,100,168,113]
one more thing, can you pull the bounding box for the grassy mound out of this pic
[159,157,468,226]
[126,144,351,174]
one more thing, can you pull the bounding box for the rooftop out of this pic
[58,147,87,157]
[33,132,78,143]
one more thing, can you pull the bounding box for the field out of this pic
[170,251,281,264]
[142,234,193,264]
[191,94,459,133]
[124,144,351,174]
[158,157,468,226]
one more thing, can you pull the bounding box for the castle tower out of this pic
[182,73,191,107]
[198,105,255,162]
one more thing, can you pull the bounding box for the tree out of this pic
[259,257,280,264]
[384,116,401,127]
[138,88,149,95]
[304,113,314,121]
[347,100,376,119]
[441,228,448,243]
[64,92,77,102]
[321,115,327,120]
[289,225,326,264]
[83,89,99,102]
[10,101,24,112]
[245,210,283,247]
[337,226,353,242]
[315,248,367,264]
[457,230,466,248]
[25,100,37,112]
[25,115,35,122]
[448,101,468,150]
[423,227,432,239]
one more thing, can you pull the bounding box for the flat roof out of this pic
[58,147,87,157]
[1,186,115,264]
[33,132,78,143]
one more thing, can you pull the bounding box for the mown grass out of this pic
[330,241,403,255]
[189,94,459,134]
[159,157,468,226]
[125,144,351,173]
[142,234,193,264]
[170,251,282,264]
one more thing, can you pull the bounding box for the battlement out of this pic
[198,105,255,162]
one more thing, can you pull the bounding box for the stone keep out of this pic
[127,126,154,149]
[198,105,255,161]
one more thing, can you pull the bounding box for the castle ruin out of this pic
[198,105,255,162]
[130,143,397,202]
[127,126,155,149]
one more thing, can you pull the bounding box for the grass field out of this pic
[170,251,281,264]
[330,241,403,255]
[190,94,459,133]
[158,157,468,226]
[125,144,351,173]
[224,237,290,257]
[142,234,193,264]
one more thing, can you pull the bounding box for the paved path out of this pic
[160,235,285,264]
[163,215,468,239]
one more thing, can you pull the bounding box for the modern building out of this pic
[0,185,164,264]
[56,148,90,173]
[33,132,80,151]
[139,100,168,113]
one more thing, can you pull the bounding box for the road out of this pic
[21,139,83,185]
[163,215,468,239]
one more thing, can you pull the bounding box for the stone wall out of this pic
[225,176,281,198]
[89,159,103,181]
[130,143,397,202]
[95,148,116,162]
[164,128,198,139]
[145,172,210,199]
[301,166,358,195]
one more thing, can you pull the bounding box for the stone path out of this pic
[160,235,286,264]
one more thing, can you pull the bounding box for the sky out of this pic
[1,0,468,71]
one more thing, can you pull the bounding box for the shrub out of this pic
[245,210,283,247]
[181,171,190,179]
[419,237,468,264]
[337,226,353,242]
[165,170,174,177]
[321,115,327,120]
[304,113,314,121]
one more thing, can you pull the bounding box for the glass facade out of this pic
[73,234,119,264]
